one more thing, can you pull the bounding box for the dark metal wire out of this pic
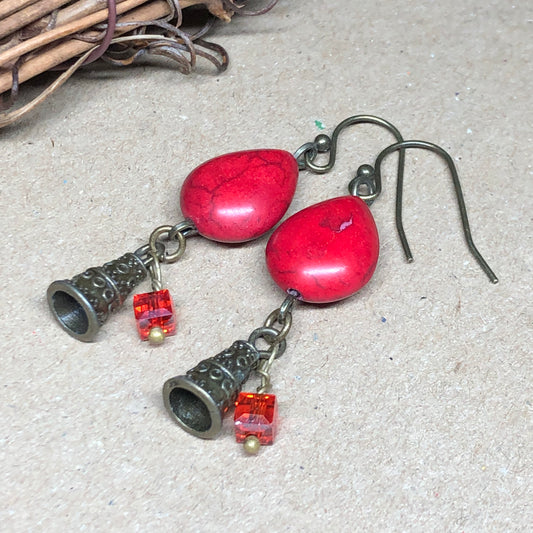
[247,291,297,393]
[297,114,409,261]
[369,140,498,284]
[296,115,497,284]
[301,115,405,174]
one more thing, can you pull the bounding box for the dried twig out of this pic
[0,1,43,21]
[0,0,278,126]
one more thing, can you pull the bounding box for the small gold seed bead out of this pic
[243,435,261,455]
[148,327,165,345]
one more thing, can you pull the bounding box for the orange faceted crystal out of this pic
[133,289,176,340]
[234,392,278,445]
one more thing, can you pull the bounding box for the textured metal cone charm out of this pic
[163,340,260,439]
[47,252,148,342]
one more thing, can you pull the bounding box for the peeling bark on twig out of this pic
[0,0,277,125]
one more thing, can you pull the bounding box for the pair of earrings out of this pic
[47,115,497,454]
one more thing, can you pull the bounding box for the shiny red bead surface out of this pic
[180,149,299,243]
[133,289,176,340]
[265,196,379,303]
[234,392,278,445]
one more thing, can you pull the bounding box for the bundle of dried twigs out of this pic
[0,0,276,126]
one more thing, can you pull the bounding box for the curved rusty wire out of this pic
[83,0,117,65]
[0,0,275,122]
[221,0,279,16]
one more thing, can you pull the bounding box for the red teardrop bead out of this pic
[180,149,299,243]
[265,196,379,303]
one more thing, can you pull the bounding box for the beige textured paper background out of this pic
[1,1,531,531]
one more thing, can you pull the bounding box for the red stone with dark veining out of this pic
[266,196,379,303]
[180,149,299,243]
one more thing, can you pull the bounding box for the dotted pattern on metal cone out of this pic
[163,341,260,439]
[47,252,148,342]
[71,253,147,325]
[193,340,260,395]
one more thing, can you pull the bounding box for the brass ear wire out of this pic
[292,116,496,283]
[352,140,498,284]
[300,114,406,175]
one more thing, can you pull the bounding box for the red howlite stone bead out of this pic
[265,196,379,303]
[180,149,298,243]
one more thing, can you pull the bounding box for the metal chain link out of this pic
[293,141,318,171]
[134,220,197,292]
[149,224,187,264]
[247,292,299,393]
[293,134,332,172]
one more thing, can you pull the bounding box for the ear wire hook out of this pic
[358,140,498,284]
[298,114,410,259]
[302,115,406,175]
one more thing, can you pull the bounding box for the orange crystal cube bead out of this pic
[234,392,278,445]
[133,289,176,340]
